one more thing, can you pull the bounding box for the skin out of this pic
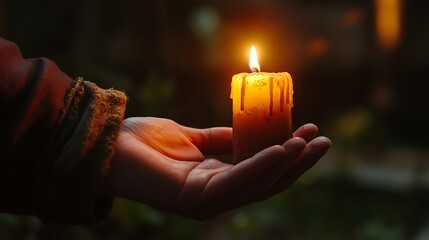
[102,117,331,220]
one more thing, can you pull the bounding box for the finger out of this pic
[204,138,307,215]
[263,136,332,197]
[197,145,286,206]
[293,123,318,142]
[198,138,306,209]
[230,138,306,197]
[183,127,233,155]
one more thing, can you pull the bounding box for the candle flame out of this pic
[249,45,260,73]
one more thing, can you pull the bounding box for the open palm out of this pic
[103,117,331,220]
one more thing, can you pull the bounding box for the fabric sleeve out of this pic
[0,38,127,225]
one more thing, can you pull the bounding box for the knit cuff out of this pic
[39,78,127,225]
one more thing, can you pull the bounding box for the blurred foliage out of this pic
[1,0,429,239]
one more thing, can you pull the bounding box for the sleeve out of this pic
[0,37,127,225]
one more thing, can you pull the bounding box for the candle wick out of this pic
[251,67,260,73]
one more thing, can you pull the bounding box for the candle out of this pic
[231,46,294,163]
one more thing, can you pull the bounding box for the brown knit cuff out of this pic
[39,78,127,225]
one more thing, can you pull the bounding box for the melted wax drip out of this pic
[285,77,290,105]
[279,78,285,112]
[240,76,246,111]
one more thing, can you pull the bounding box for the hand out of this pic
[102,117,331,220]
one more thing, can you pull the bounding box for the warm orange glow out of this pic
[375,0,402,51]
[249,45,260,72]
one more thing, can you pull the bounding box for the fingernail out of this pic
[311,137,332,152]
[302,123,317,130]
[317,136,332,146]
[283,137,306,149]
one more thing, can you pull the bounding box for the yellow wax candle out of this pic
[231,46,294,163]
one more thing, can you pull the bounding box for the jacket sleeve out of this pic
[0,37,127,225]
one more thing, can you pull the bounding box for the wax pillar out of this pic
[231,72,293,163]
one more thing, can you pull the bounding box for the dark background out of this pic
[1,0,429,239]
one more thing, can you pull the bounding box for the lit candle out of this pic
[231,45,294,163]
